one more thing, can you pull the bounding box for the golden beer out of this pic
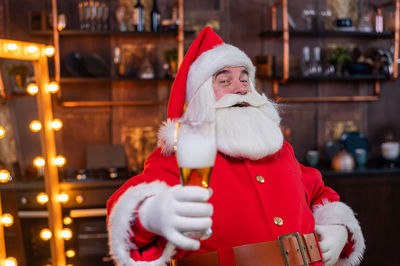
[179,167,212,188]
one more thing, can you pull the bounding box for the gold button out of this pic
[256,176,265,183]
[274,217,283,226]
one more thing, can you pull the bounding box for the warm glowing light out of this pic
[61,228,73,240]
[2,257,17,266]
[65,249,76,258]
[36,192,49,204]
[51,119,63,131]
[63,216,72,225]
[58,192,69,203]
[0,126,5,138]
[26,83,39,95]
[29,120,42,132]
[33,157,45,167]
[0,169,10,183]
[47,81,59,93]
[7,43,18,51]
[54,156,66,167]
[44,46,55,56]
[1,213,14,227]
[40,228,52,240]
[27,45,38,53]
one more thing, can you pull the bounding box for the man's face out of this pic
[212,66,250,100]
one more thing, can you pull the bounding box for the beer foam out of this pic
[177,133,217,168]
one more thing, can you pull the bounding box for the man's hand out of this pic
[315,224,348,266]
[139,185,213,250]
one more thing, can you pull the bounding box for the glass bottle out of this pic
[151,0,161,32]
[301,46,311,76]
[375,9,383,33]
[133,0,144,32]
[311,46,322,75]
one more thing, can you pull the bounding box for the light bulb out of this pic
[54,156,66,167]
[0,126,5,138]
[47,82,59,93]
[33,157,45,167]
[26,83,39,95]
[2,257,17,266]
[58,193,69,203]
[44,46,55,57]
[29,120,42,132]
[36,192,48,204]
[7,43,18,51]
[0,169,10,183]
[40,228,52,240]
[65,249,76,258]
[1,213,14,227]
[26,45,39,53]
[63,216,72,225]
[51,119,63,131]
[61,228,73,240]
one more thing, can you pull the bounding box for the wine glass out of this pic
[174,120,217,239]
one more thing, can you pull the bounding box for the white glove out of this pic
[139,184,213,251]
[315,224,348,266]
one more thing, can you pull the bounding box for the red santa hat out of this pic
[167,27,256,119]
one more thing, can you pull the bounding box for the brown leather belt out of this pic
[171,232,321,266]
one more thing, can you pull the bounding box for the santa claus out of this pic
[107,27,365,266]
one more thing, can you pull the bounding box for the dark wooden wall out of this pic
[1,0,400,167]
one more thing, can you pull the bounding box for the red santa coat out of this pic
[107,142,364,266]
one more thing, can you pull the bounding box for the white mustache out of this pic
[212,93,268,109]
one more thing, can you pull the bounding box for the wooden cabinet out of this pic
[259,0,400,103]
[323,170,400,265]
[30,0,185,108]
[27,0,187,170]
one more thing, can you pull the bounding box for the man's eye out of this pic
[220,80,229,84]
[241,80,249,84]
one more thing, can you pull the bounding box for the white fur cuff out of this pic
[313,200,365,266]
[108,181,176,266]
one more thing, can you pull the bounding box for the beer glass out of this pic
[175,120,217,239]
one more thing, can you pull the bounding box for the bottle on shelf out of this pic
[310,46,322,75]
[375,9,383,33]
[133,0,145,32]
[301,46,311,76]
[151,0,161,32]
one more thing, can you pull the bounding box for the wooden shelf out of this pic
[276,95,379,103]
[31,29,178,37]
[60,100,168,108]
[30,29,195,38]
[259,30,395,39]
[259,74,390,82]
[60,77,174,83]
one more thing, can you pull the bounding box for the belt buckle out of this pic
[278,232,309,266]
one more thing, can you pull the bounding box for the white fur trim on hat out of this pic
[157,119,177,156]
[186,43,256,102]
[108,181,176,266]
[313,200,365,266]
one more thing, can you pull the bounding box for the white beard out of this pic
[215,102,283,160]
[181,78,284,160]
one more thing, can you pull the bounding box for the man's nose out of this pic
[232,80,249,95]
